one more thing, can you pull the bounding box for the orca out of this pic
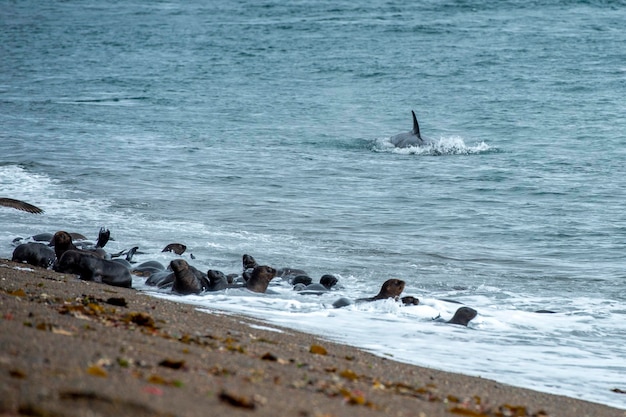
[389,110,432,148]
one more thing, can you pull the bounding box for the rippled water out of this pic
[1,0,625,409]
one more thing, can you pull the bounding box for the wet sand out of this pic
[1,259,623,417]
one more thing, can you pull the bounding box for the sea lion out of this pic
[276,267,308,280]
[12,242,56,268]
[162,243,186,255]
[389,110,433,148]
[333,279,419,308]
[170,259,209,295]
[12,233,54,246]
[294,283,330,295]
[435,306,478,326]
[292,275,313,286]
[50,230,108,260]
[130,260,166,277]
[320,274,338,290]
[294,274,340,295]
[242,254,258,270]
[245,265,277,293]
[54,250,132,288]
[0,198,44,214]
[241,254,259,282]
[358,278,405,301]
[145,270,175,288]
[207,270,229,291]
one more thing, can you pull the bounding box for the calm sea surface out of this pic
[1,0,625,409]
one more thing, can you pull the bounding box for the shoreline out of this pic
[1,258,624,417]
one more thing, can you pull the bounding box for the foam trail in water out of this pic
[374,135,492,155]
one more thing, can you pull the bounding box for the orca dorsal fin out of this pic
[411,110,422,139]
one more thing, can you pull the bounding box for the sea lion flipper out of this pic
[96,227,110,248]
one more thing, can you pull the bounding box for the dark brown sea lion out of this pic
[170,259,209,295]
[0,198,44,214]
[276,267,308,280]
[50,230,108,260]
[12,242,56,268]
[242,254,258,270]
[358,278,406,301]
[333,279,418,308]
[245,265,277,293]
[320,274,338,290]
[162,243,187,255]
[437,306,478,326]
[207,270,229,291]
[145,270,174,288]
[54,250,132,288]
[294,275,340,295]
[130,260,166,277]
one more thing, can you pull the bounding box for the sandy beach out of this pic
[1,258,623,417]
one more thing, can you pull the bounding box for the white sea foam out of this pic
[374,136,492,155]
[136,276,626,410]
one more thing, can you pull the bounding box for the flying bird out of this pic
[0,198,44,214]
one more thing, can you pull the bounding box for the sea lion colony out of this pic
[10,228,478,326]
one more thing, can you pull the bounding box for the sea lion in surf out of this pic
[294,274,339,295]
[358,278,406,302]
[12,242,56,268]
[207,270,229,291]
[162,243,187,255]
[54,250,132,288]
[242,254,258,270]
[130,260,166,277]
[0,198,44,214]
[434,306,478,326]
[245,265,277,293]
[145,270,175,288]
[332,279,419,308]
[170,259,210,295]
[241,254,259,282]
[389,110,433,148]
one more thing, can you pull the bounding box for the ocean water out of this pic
[1,0,626,409]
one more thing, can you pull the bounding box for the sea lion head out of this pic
[170,259,189,274]
[51,231,73,248]
[373,278,405,300]
[320,274,338,290]
[242,254,258,270]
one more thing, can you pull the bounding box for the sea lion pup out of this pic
[332,279,419,308]
[242,254,258,269]
[241,254,259,282]
[294,274,340,294]
[434,306,478,327]
[162,243,187,255]
[276,267,309,281]
[12,233,54,246]
[244,265,277,293]
[170,259,209,295]
[0,197,44,214]
[130,260,166,277]
[320,274,338,290]
[144,270,175,288]
[206,270,229,291]
[358,278,406,302]
[54,250,132,288]
[12,242,56,268]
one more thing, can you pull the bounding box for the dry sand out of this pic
[1,258,624,417]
